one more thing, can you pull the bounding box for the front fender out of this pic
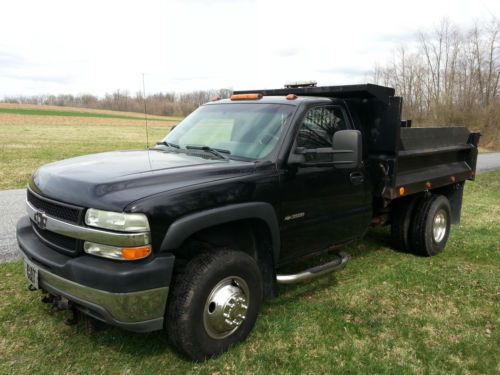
[159,202,280,262]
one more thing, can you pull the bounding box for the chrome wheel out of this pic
[203,276,250,339]
[433,209,447,243]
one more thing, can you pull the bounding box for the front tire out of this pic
[165,249,263,361]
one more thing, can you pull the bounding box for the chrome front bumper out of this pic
[35,261,168,332]
[17,212,174,333]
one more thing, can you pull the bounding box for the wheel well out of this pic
[174,219,277,298]
[388,182,461,225]
[431,183,463,224]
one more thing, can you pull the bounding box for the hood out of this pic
[30,150,255,211]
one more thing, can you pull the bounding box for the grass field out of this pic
[0,103,183,120]
[0,104,180,190]
[0,171,498,374]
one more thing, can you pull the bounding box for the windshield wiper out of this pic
[155,141,180,149]
[185,145,230,160]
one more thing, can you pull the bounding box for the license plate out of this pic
[24,258,39,290]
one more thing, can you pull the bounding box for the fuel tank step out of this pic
[276,252,350,284]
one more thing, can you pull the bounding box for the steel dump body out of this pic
[389,127,479,198]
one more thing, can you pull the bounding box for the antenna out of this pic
[142,73,150,149]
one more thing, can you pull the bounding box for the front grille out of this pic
[27,189,84,256]
[31,221,81,256]
[27,189,83,224]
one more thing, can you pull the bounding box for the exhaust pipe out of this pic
[276,252,349,285]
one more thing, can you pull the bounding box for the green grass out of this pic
[0,107,180,122]
[0,123,173,190]
[1,171,498,374]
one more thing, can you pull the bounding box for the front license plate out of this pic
[24,258,39,290]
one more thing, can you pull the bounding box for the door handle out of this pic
[349,172,365,185]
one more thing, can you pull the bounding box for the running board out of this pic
[276,252,350,284]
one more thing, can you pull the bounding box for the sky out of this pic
[0,0,499,98]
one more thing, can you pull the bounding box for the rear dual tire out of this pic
[411,195,451,256]
[391,194,451,256]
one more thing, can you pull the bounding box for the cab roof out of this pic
[207,95,332,106]
[234,84,395,105]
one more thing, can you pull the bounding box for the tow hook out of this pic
[48,296,72,312]
[42,294,78,325]
[40,294,104,330]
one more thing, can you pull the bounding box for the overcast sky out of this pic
[0,0,498,97]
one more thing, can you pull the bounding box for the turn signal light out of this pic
[399,186,405,196]
[230,93,262,100]
[84,242,152,261]
[122,246,152,260]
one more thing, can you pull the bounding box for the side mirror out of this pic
[332,130,362,169]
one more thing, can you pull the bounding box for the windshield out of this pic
[162,103,295,160]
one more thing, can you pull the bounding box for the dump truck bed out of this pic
[379,127,480,200]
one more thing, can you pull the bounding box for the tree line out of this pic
[2,89,233,118]
[373,18,499,148]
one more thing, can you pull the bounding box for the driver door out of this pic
[278,105,371,263]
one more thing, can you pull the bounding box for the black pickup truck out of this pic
[17,84,479,360]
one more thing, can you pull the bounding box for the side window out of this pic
[296,106,347,149]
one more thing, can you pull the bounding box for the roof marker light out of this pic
[230,93,262,101]
[286,94,297,100]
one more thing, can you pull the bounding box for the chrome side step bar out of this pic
[276,252,350,285]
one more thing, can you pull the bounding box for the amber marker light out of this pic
[122,246,152,260]
[286,94,297,100]
[399,186,405,196]
[426,181,432,189]
[451,176,456,183]
[230,93,262,100]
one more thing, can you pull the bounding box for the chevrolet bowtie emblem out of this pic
[34,211,48,230]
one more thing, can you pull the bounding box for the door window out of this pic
[296,106,347,149]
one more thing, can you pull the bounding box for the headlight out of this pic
[85,208,150,232]
[84,242,151,261]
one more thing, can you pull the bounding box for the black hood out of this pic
[30,150,255,211]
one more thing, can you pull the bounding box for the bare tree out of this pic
[373,18,500,147]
